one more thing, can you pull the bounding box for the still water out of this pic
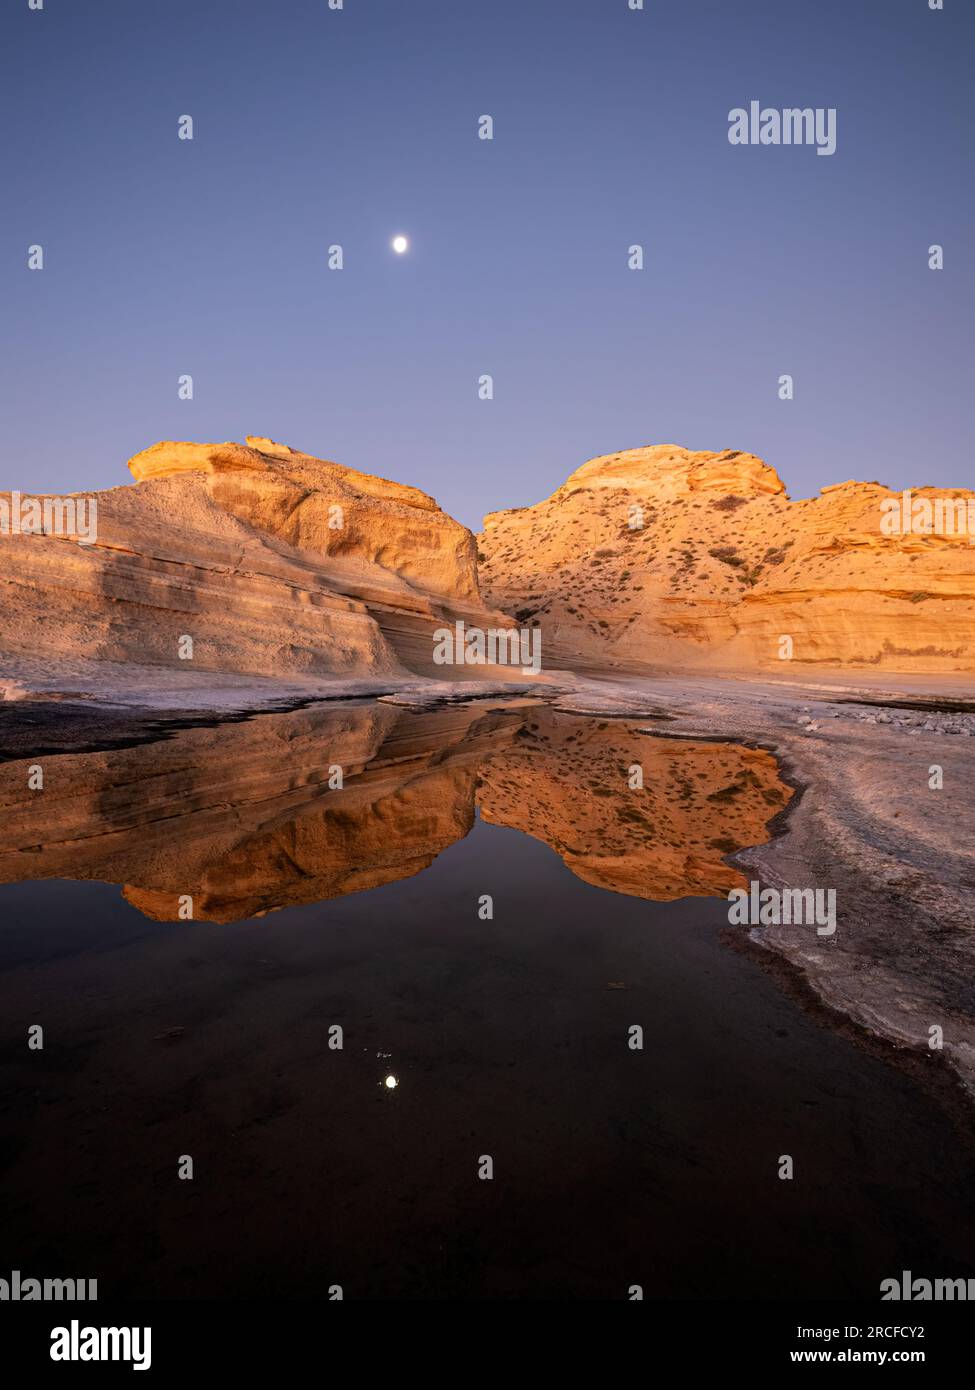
[1,700,973,1298]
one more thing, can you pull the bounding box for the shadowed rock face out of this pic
[0,702,790,922]
[0,436,507,695]
[478,445,975,673]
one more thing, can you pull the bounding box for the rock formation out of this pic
[0,436,508,699]
[5,436,973,695]
[478,445,975,673]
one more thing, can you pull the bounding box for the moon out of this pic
[391,235,409,255]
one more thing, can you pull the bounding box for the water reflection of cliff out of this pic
[0,701,791,923]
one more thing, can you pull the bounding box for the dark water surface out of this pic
[1,701,973,1300]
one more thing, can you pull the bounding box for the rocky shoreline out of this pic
[556,672,975,1107]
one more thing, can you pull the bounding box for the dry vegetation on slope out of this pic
[478,445,975,673]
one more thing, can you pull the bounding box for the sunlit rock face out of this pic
[127,436,481,605]
[0,702,790,921]
[478,445,975,672]
[0,436,498,692]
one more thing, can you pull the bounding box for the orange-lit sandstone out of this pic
[0,436,505,697]
[479,445,975,673]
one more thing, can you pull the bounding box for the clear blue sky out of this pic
[3,0,972,530]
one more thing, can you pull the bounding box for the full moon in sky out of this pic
[391,235,409,254]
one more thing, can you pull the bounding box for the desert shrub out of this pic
[709,545,745,568]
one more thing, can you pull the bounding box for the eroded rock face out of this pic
[0,437,491,693]
[127,436,480,603]
[478,445,975,672]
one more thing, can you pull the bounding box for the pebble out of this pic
[802,705,975,738]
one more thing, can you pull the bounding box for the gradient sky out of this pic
[3,0,972,530]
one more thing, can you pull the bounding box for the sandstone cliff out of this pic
[0,436,502,698]
[478,446,975,673]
